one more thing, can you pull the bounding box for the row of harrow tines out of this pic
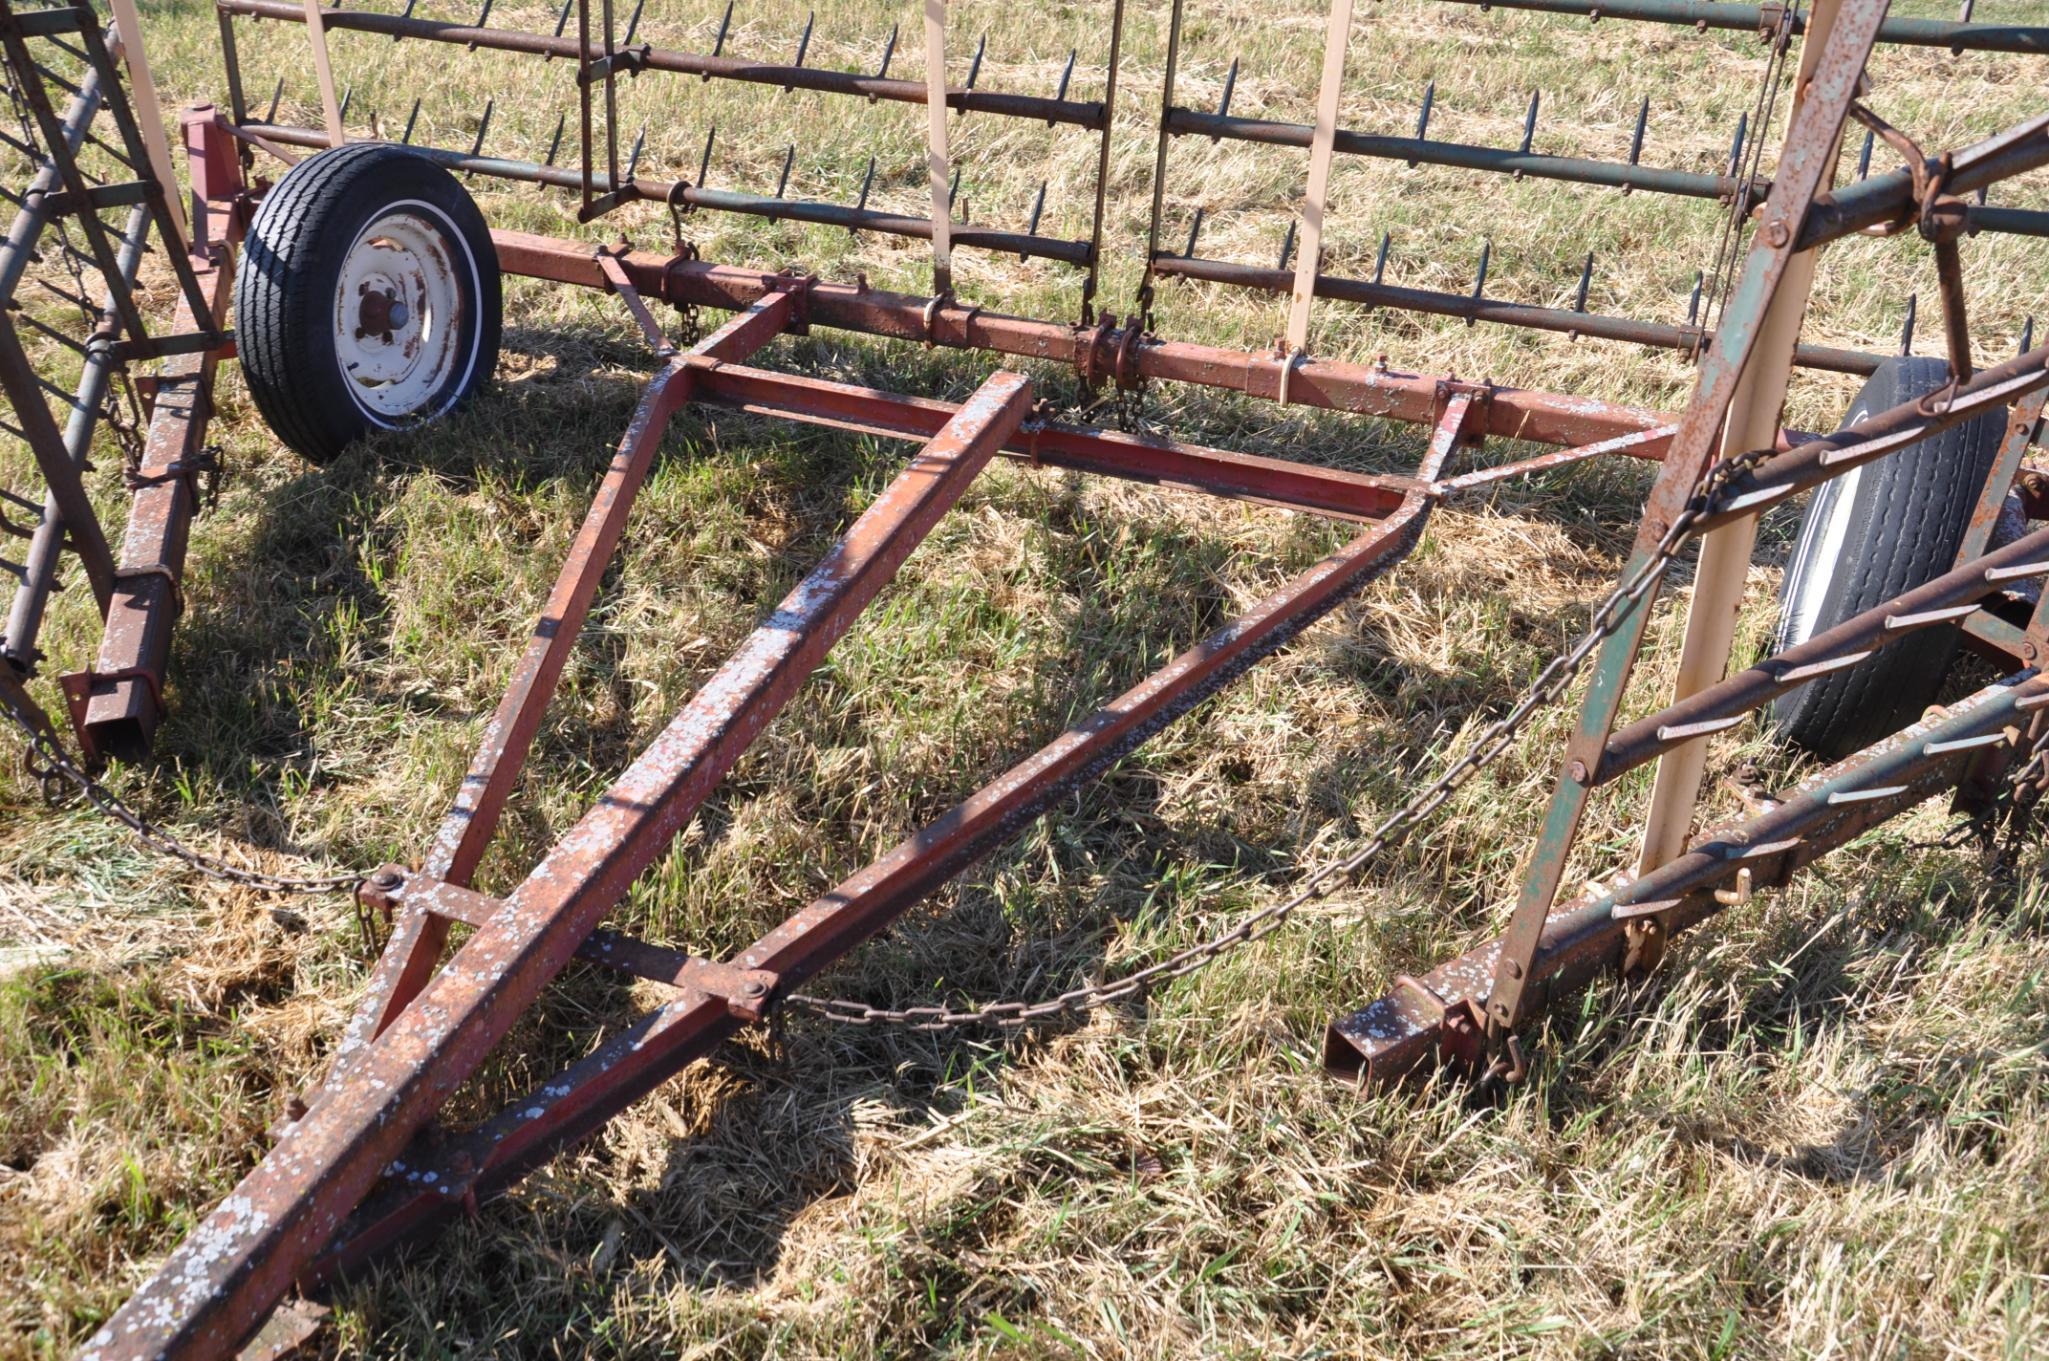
[216,0,1125,311]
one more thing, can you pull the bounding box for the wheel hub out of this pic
[332,207,467,420]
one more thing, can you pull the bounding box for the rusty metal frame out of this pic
[16,0,2049,1354]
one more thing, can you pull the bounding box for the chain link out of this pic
[0,683,364,895]
[784,445,1780,1029]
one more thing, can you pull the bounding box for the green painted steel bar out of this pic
[1482,0,1889,1034]
[1429,0,2049,54]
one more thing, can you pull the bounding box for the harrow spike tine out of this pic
[1685,269,1702,327]
[697,125,716,187]
[402,97,421,145]
[1520,88,1540,154]
[339,84,353,120]
[1627,96,1648,169]
[875,21,898,82]
[1467,237,1490,325]
[1182,206,1204,259]
[625,122,646,180]
[1056,48,1076,103]
[777,145,795,199]
[850,154,875,228]
[947,162,960,206]
[793,11,813,71]
[712,0,733,57]
[1575,251,1593,314]
[553,0,574,40]
[1415,79,1434,143]
[1278,218,1296,272]
[469,98,495,162]
[1725,109,1747,177]
[1857,127,1874,179]
[1975,184,1987,206]
[965,32,987,93]
[1019,179,1048,259]
[622,0,645,48]
[392,0,417,40]
[267,76,284,124]
[474,0,494,33]
[1214,57,1239,136]
[1900,292,1917,355]
[2021,315,2035,358]
[545,112,565,166]
[1373,230,1390,285]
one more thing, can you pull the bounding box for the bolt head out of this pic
[741,978,768,997]
[1764,219,1790,247]
[1568,758,1590,784]
[370,867,404,890]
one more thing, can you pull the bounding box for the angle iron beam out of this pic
[240,122,1093,267]
[1601,522,2049,777]
[1150,254,1882,374]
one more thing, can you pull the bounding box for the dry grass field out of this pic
[4,0,2049,1356]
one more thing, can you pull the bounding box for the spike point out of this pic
[1278,219,1296,271]
[1900,293,1918,355]
[1575,252,1593,313]
[1520,89,1539,155]
[1373,230,1390,285]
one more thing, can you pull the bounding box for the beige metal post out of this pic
[1635,0,1848,875]
[1284,0,1354,354]
[104,0,189,249]
[303,0,346,147]
[924,0,952,296]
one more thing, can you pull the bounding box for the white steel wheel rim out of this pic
[332,204,470,423]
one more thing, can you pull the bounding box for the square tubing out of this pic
[1483,0,1890,1035]
[73,108,242,763]
[87,370,1033,1361]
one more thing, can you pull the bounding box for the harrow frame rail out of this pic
[0,0,2037,1355]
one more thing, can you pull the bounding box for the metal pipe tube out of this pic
[1602,523,2049,779]
[215,0,1106,128]
[242,122,1093,265]
[0,44,108,302]
[2,205,151,674]
[1426,0,2049,55]
[1149,253,1883,374]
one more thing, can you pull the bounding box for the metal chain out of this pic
[785,444,1781,1029]
[1696,1,1799,352]
[0,683,365,894]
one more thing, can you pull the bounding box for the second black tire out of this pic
[235,143,502,465]
[1770,355,2006,758]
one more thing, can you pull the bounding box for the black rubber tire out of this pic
[1770,355,2005,758]
[235,143,501,465]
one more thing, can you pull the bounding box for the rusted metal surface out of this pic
[302,438,1449,1285]
[683,360,1415,520]
[82,370,1032,1361]
[1330,672,2049,1085]
[72,107,239,762]
[487,228,1795,455]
